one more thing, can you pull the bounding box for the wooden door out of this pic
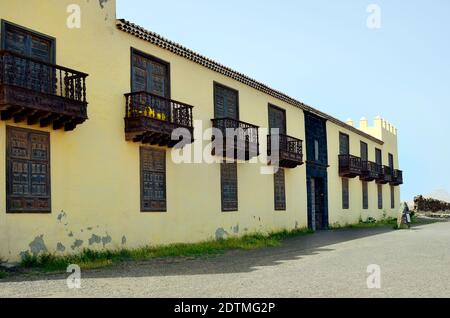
[268,105,286,134]
[214,83,238,120]
[339,133,349,155]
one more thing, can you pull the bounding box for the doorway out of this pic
[310,177,326,230]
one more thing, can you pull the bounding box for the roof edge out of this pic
[116,19,383,145]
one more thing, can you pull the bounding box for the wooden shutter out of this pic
[268,105,286,134]
[375,148,382,165]
[214,84,238,119]
[388,153,394,170]
[362,181,368,209]
[274,168,286,210]
[360,142,368,161]
[390,186,395,209]
[6,126,51,213]
[140,147,166,212]
[220,162,238,211]
[339,133,349,155]
[378,184,383,209]
[342,178,349,209]
[131,51,169,97]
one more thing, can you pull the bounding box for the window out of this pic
[131,49,170,97]
[375,148,382,166]
[221,162,238,211]
[274,168,286,210]
[377,184,383,209]
[6,126,51,213]
[360,141,368,161]
[314,139,319,161]
[214,83,239,119]
[388,153,394,170]
[342,178,349,209]
[140,147,166,212]
[390,186,395,209]
[268,104,286,135]
[362,181,368,209]
[339,133,349,155]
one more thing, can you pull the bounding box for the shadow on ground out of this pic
[0,218,445,283]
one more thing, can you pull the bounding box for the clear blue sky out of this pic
[117,0,450,201]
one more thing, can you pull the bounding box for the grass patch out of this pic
[348,217,398,229]
[0,270,6,279]
[20,228,313,273]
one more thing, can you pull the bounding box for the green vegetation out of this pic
[20,228,314,273]
[0,270,6,279]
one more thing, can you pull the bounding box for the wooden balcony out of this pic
[339,154,362,178]
[124,91,194,148]
[391,169,403,186]
[211,117,259,160]
[376,166,393,184]
[0,50,88,131]
[360,161,380,181]
[267,134,303,168]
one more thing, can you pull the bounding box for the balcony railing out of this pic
[360,161,380,181]
[339,154,362,178]
[124,91,194,147]
[391,169,403,186]
[267,133,303,168]
[376,166,393,184]
[211,117,259,160]
[0,50,88,131]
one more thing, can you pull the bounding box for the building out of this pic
[0,0,402,262]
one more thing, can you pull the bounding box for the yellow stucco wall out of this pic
[0,0,400,261]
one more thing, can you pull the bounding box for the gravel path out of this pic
[1,219,449,298]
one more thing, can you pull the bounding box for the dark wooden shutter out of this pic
[360,142,368,161]
[214,84,238,119]
[274,168,286,210]
[6,126,51,213]
[375,148,382,166]
[339,133,349,155]
[131,51,169,97]
[221,162,238,211]
[378,184,383,209]
[268,105,286,134]
[362,181,368,209]
[388,153,394,170]
[342,178,349,209]
[390,186,395,209]
[140,147,166,212]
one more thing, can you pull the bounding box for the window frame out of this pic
[140,146,167,213]
[220,161,238,212]
[274,168,286,211]
[6,126,51,214]
[213,81,240,119]
[339,132,350,155]
[342,177,349,210]
[377,184,383,210]
[362,181,369,210]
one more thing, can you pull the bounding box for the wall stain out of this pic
[122,236,127,245]
[71,240,84,250]
[99,0,109,9]
[101,234,112,247]
[88,234,102,245]
[215,228,228,240]
[57,211,67,222]
[29,235,48,256]
[56,243,66,253]
[233,224,240,234]
[68,232,74,237]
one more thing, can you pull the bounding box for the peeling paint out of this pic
[122,236,127,245]
[101,234,112,247]
[68,232,74,237]
[56,243,66,253]
[29,235,47,256]
[215,228,228,240]
[88,234,102,245]
[57,211,67,222]
[71,240,83,250]
[233,224,239,234]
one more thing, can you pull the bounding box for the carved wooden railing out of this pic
[376,166,393,184]
[339,154,362,178]
[0,50,88,104]
[0,50,88,130]
[391,169,403,185]
[125,91,193,129]
[360,160,381,181]
[267,133,303,168]
[211,117,259,160]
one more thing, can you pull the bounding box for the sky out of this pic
[117,0,450,201]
